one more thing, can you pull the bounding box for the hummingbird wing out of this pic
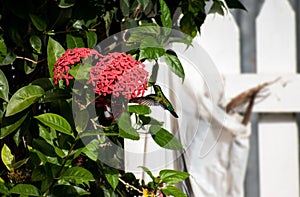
[129,96,159,106]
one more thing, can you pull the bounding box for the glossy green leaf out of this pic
[69,63,92,80]
[29,14,46,31]
[10,184,40,196]
[86,31,97,48]
[51,185,88,196]
[30,35,42,53]
[0,69,9,101]
[159,169,189,184]
[128,105,151,115]
[39,89,71,103]
[159,0,172,28]
[161,185,188,197]
[66,34,85,49]
[6,85,44,116]
[75,109,89,133]
[138,166,155,180]
[1,144,14,171]
[139,47,165,60]
[118,112,139,140]
[82,139,99,161]
[34,113,73,137]
[59,0,76,8]
[0,113,28,139]
[61,166,95,185]
[47,37,65,78]
[105,167,119,190]
[225,0,247,10]
[12,158,29,170]
[149,125,182,150]
[164,50,185,81]
[120,0,130,16]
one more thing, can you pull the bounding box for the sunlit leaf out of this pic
[159,169,189,184]
[61,166,95,185]
[137,0,150,10]
[12,158,29,170]
[1,144,14,171]
[159,0,172,28]
[161,185,188,197]
[120,0,130,16]
[75,109,89,133]
[34,113,73,137]
[0,70,9,101]
[138,166,155,181]
[6,85,44,116]
[139,47,165,60]
[128,105,151,115]
[82,139,99,161]
[47,37,65,78]
[0,182,9,195]
[10,184,40,196]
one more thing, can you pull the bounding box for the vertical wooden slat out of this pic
[258,114,299,197]
[256,0,299,196]
[197,12,241,74]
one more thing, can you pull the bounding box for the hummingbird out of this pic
[130,84,179,118]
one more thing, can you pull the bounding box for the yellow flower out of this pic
[142,188,155,197]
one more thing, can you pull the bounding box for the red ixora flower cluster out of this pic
[53,48,101,85]
[53,48,148,100]
[87,52,148,100]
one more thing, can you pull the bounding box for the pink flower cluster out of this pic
[53,48,148,100]
[53,48,101,85]
[87,52,148,100]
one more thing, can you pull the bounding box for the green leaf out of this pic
[118,112,140,140]
[59,0,76,8]
[10,184,40,196]
[137,0,150,10]
[161,185,188,197]
[0,36,7,56]
[30,35,42,54]
[68,63,92,80]
[6,85,44,116]
[29,14,47,31]
[225,0,247,10]
[1,144,14,171]
[159,0,172,28]
[0,113,28,139]
[159,169,189,184]
[105,167,119,190]
[138,166,155,181]
[66,34,85,49]
[164,50,185,81]
[0,182,9,195]
[86,31,97,48]
[34,113,73,137]
[139,47,165,60]
[120,0,130,16]
[47,37,65,78]
[128,105,151,115]
[11,158,29,169]
[0,69,9,101]
[75,109,89,133]
[33,138,57,157]
[39,89,71,103]
[0,52,16,66]
[51,185,89,196]
[82,139,99,161]
[61,166,95,185]
[149,125,182,150]
[180,13,198,38]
